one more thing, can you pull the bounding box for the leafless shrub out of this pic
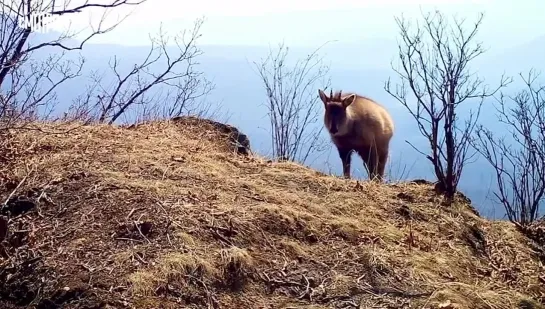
[1,0,146,131]
[1,51,84,130]
[253,42,332,164]
[384,10,510,201]
[62,19,216,125]
[472,70,545,226]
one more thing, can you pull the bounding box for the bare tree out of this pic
[62,19,216,125]
[384,10,510,200]
[1,0,146,130]
[254,42,331,164]
[472,70,545,226]
[0,51,84,130]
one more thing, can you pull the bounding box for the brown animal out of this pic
[318,89,394,181]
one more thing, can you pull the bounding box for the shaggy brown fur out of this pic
[318,89,394,181]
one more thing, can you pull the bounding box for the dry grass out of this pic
[0,118,543,309]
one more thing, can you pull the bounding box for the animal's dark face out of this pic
[318,89,356,135]
[324,103,347,134]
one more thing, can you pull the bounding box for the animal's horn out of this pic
[333,90,340,101]
[329,89,333,99]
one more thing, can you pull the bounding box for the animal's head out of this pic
[318,89,356,135]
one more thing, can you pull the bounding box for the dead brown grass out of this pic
[0,118,543,309]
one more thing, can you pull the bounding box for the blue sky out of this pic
[44,0,545,49]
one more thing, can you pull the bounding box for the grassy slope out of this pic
[0,118,544,309]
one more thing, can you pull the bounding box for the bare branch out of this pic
[1,0,147,86]
[472,69,545,226]
[64,18,216,125]
[252,42,332,164]
[0,0,147,132]
[384,10,511,201]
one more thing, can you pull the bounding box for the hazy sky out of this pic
[42,0,545,49]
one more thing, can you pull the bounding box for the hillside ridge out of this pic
[0,117,543,309]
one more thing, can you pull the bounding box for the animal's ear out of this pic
[318,89,328,105]
[342,94,356,108]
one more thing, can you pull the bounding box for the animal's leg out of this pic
[376,145,389,182]
[367,148,380,181]
[369,150,381,181]
[356,147,371,178]
[337,147,353,179]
